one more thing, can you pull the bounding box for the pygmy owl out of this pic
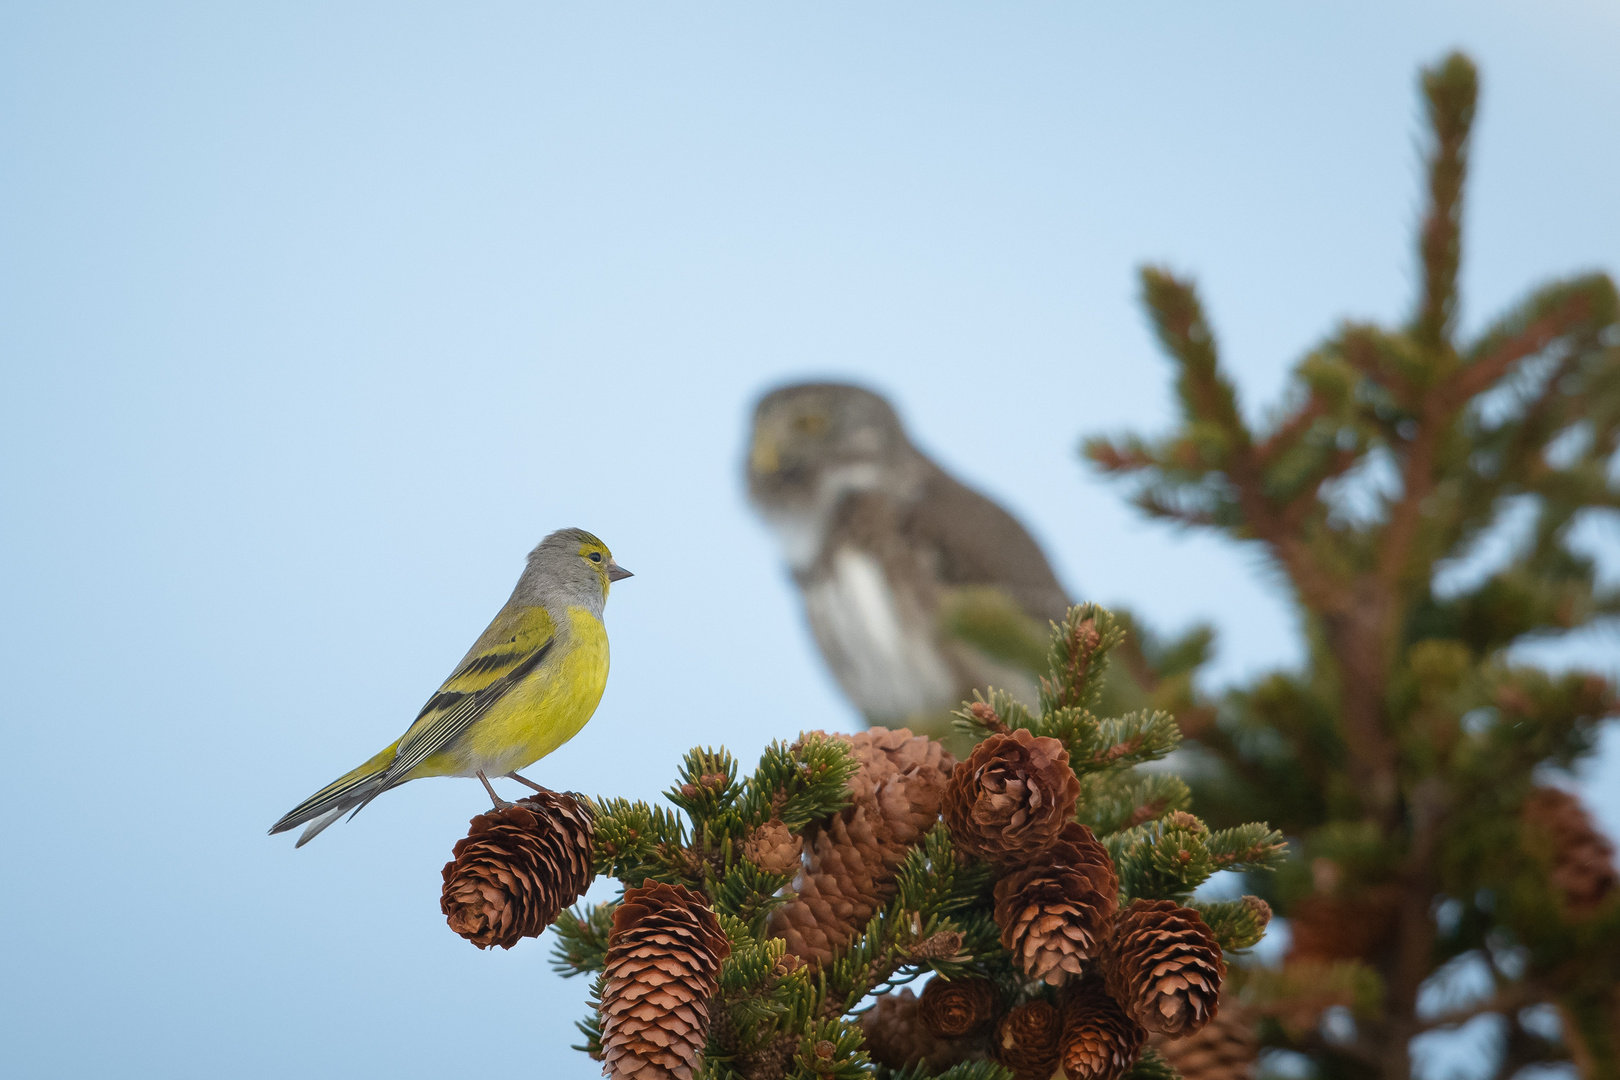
[746,382,1070,733]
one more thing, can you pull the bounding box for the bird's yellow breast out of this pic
[452,607,610,777]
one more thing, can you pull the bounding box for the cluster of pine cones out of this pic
[436,789,734,1079]
[433,724,1245,1080]
[847,726,1228,1080]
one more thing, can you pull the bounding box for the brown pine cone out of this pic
[943,727,1080,864]
[1153,995,1258,1080]
[994,823,1119,985]
[1060,980,1145,1080]
[769,728,954,966]
[1284,867,1399,964]
[996,1000,1062,1080]
[440,790,595,950]
[600,881,732,1080]
[920,976,1000,1038]
[1523,786,1618,914]
[860,988,969,1072]
[743,819,804,877]
[847,727,957,844]
[1107,899,1225,1037]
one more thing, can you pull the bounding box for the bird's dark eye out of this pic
[589,552,602,563]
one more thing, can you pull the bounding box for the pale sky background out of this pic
[2,4,1617,1078]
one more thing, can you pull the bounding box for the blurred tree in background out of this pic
[1085,51,1620,1080]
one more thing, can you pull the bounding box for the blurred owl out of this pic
[746,382,1071,733]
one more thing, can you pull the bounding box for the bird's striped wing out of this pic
[378,604,557,787]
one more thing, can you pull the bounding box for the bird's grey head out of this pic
[746,382,921,571]
[513,527,632,616]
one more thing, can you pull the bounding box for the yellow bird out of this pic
[270,528,632,846]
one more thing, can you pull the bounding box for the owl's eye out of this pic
[795,413,828,435]
[589,552,603,563]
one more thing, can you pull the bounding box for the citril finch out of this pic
[270,527,630,846]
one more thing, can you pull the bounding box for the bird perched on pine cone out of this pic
[746,382,1076,737]
[270,528,632,845]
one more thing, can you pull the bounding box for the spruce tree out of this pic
[1085,51,1620,1080]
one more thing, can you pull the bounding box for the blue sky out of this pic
[2,4,1617,1077]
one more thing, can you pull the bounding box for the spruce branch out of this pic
[1456,277,1611,403]
[788,1019,872,1080]
[742,733,862,832]
[1040,605,1127,715]
[1140,267,1253,456]
[1204,824,1288,873]
[713,859,795,931]
[952,692,1035,743]
[1076,772,1192,836]
[1121,1047,1180,1080]
[930,1064,1016,1080]
[667,745,741,823]
[1189,896,1273,952]
[818,826,999,1018]
[1413,51,1477,353]
[572,972,608,1059]
[1088,711,1182,771]
[590,796,690,886]
[550,901,616,977]
[1107,815,1219,903]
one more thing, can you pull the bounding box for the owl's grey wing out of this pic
[903,462,1154,717]
[900,465,1072,625]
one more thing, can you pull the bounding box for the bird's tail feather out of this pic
[295,802,352,847]
[269,740,400,843]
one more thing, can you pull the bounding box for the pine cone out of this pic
[920,976,1000,1037]
[861,988,969,1072]
[769,728,954,965]
[996,1000,1062,1080]
[1152,995,1257,1080]
[440,790,595,950]
[943,727,1080,863]
[1059,980,1145,1080]
[743,819,804,877]
[1285,886,1399,963]
[994,822,1119,985]
[1107,899,1225,1037]
[847,726,957,843]
[1523,786,1618,914]
[600,881,732,1080]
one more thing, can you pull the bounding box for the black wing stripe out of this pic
[457,650,527,677]
[383,640,555,783]
[414,689,470,719]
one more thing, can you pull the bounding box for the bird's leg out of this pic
[507,771,547,794]
[476,770,512,809]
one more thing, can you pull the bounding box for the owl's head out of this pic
[746,382,914,515]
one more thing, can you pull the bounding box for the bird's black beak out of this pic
[607,561,634,582]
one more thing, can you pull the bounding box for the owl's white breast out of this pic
[802,547,955,720]
[759,463,887,575]
[760,510,826,576]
